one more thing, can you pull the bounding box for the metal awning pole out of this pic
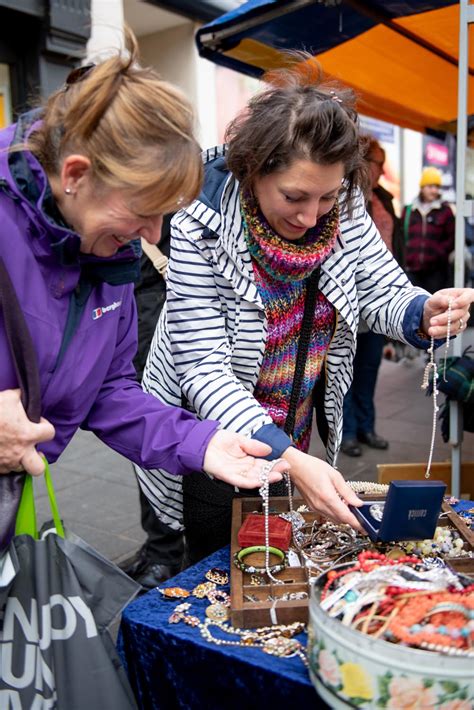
[451,0,473,496]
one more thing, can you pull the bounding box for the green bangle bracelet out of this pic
[233,547,287,576]
[237,545,285,563]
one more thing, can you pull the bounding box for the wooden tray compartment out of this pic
[230,496,313,628]
[440,501,474,577]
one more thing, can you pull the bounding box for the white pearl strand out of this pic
[442,297,453,382]
[285,471,294,517]
[258,462,285,585]
[421,298,453,479]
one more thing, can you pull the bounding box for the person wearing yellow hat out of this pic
[420,166,443,188]
[402,166,454,293]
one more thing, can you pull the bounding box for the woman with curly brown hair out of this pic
[140,59,474,564]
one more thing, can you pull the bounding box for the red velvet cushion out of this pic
[237,513,292,551]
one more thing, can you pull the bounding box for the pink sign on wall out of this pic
[425,142,449,166]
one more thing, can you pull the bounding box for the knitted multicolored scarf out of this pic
[241,190,339,451]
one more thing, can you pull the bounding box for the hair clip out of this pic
[63,63,95,92]
[329,90,343,104]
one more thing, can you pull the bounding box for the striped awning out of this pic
[196,0,471,134]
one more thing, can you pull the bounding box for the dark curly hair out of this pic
[225,55,368,210]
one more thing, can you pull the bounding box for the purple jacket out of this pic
[0,116,218,473]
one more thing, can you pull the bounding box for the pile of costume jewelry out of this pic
[283,515,472,580]
[273,483,471,577]
[319,550,474,656]
[232,468,471,603]
[160,566,308,666]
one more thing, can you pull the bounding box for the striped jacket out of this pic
[135,146,428,530]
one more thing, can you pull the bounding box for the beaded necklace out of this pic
[421,298,453,478]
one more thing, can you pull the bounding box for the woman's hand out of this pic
[203,430,289,488]
[0,389,55,475]
[422,287,474,338]
[283,447,364,530]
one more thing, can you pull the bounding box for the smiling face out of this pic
[68,186,163,258]
[51,154,164,257]
[252,159,345,240]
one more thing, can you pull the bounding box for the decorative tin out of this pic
[308,570,474,709]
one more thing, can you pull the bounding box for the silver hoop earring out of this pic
[64,187,72,195]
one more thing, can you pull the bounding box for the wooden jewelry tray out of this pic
[230,496,316,629]
[230,496,474,629]
[440,500,474,577]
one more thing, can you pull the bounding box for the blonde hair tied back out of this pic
[26,26,202,216]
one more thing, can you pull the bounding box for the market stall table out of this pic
[117,501,473,710]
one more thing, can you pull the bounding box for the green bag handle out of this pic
[403,203,413,243]
[15,457,65,539]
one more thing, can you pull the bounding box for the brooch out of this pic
[158,586,191,600]
[192,582,217,598]
[205,603,229,622]
[205,567,229,585]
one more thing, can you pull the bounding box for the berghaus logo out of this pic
[92,300,122,320]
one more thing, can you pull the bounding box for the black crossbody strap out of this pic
[283,267,320,438]
[0,257,41,422]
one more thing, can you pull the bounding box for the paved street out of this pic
[34,336,474,566]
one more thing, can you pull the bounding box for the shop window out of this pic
[0,63,12,128]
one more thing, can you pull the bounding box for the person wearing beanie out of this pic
[420,166,443,189]
[402,166,455,293]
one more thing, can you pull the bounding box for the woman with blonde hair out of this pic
[0,29,286,550]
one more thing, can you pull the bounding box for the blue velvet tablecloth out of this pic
[117,545,323,710]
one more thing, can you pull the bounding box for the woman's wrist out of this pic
[282,445,300,465]
[281,446,319,481]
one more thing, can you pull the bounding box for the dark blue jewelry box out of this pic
[349,480,446,542]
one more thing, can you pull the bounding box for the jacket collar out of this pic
[3,111,140,285]
[183,145,262,303]
[412,195,443,214]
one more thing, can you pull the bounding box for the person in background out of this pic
[137,60,473,565]
[341,138,403,457]
[403,166,455,293]
[0,29,288,551]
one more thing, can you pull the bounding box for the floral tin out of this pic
[308,575,473,709]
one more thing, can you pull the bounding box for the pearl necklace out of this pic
[258,463,296,584]
[421,298,453,478]
[258,462,286,584]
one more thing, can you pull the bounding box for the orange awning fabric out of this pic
[197,1,473,134]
